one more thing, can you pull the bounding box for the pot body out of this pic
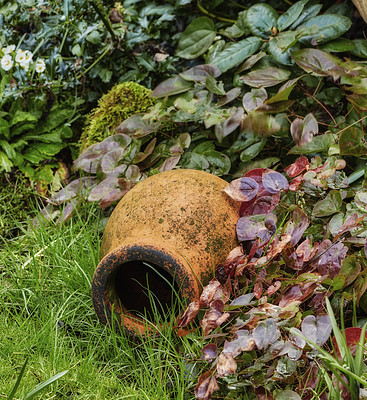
[91,169,239,336]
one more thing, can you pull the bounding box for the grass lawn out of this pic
[0,199,200,399]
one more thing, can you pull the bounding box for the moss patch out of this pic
[78,82,156,154]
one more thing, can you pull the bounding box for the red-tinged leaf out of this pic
[337,212,364,236]
[48,177,97,205]
[200,279,222,307]
[285,156,309,178]
[133,138,157,164]
[116,114,162,138]
[236,217,268,242]
[105,164,128,178]
[202,343,218,360]
[99,188,125,209]
[224,177,259,202]
[223,330,255,356]
[179,64,221,82]
[217,352,237,378]
[260,234,291,263]
[216,87,242,107]
[201,300,226,336]
[242,88,268,113]
[288,175,304,191]
[254,386,274,400]
[279,285,303,307]
[158,154,181,172]
[332,327,367,358]
[101,148,126,173]
[88,177,120,202]
[195,371,219,400]
[301,314,332,347]
[289,207,309,246]
[215,246,246,282]
[262,170,289,194]
[240,67,291,88]
[293,238,319,270]
[254,282,262,299]
[267,280,281,295]
[177,300,200,327]
[253,318,279,350]
[317,240,348,278]
[240,193,281,216]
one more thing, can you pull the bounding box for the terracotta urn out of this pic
[91,169,239,336]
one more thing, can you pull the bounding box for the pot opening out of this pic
[111,260,180,322]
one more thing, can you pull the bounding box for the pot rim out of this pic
[91,242,198,336]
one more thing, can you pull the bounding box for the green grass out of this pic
[0,200,201,399]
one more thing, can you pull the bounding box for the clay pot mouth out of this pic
[91,244,194,336]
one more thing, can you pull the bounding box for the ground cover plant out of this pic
[2,0,367,399]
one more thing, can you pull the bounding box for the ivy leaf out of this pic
[241,67,291,88]
[277,0,309,32]
[179,64,221,82]
[339,127,367,156]
[224,177,259,202]
[288,133,335,155]
[242,88,268,113]
[262,171,289,194]
[245,4,278,38]
[301,314,332,347]
[176,17,216,59]
[150,76,193,98]
[291,113,318,146]
[253,318,279,350]
[298,14,352,45]
[312,190,342,217]
[208,36,262,73]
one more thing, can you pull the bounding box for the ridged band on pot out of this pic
[91,169,240,336]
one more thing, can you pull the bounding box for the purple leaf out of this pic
[105,164,128,178]
[150,76,193,98]
[236,217,267,242]
[179,64,221,82]
[262,171,289,194]
[239,193,280,216]
[215,107,243,143]
[88,177,120,202]
[132,138,157,164]
[158,154,181,172]
[289,207,309,246]
[317,240,348,278]
[253,318,279,350]
[223,330,255,357]
[202,343,218,360]
[242,88,268,113]
[48,177,97,205]
[195,371,219,400]
[224,177,259,202]
[101,148,126,173]
[301,314,332,347]
[291,113,318,147]
[99,188,125,209]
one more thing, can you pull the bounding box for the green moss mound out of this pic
[79,82,156,153]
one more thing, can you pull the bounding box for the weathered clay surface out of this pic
[92,169,240,336]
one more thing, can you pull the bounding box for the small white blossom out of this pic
[35,58,45,73]
[15,49,27,64]
[1,54,13,71]
[2,45,16,54]
[24,50,33,63]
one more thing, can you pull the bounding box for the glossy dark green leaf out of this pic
[268,33,298,66]
[245,4,278,39]
[351,39,367,59]
[278,0,309,31]
[289,4,323,29]
[320,38,355,53]
[288,133,335,154]
[208,36,262,73]
[240,139,266,162]
[298,14,352,45]
[339,127,367,156]
[150,76,193,98]
[176,17,216,59]
[241,67,291,88]
[203,150,231,175]
[236,51,267,73]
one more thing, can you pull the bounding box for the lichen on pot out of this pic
[78,82,156,154]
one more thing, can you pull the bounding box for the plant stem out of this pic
[76,47,111,80]
[90,1,117,41]
[197,1,236,23]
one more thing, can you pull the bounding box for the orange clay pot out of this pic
[91,169,240,337]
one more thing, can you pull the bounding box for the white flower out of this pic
[15,49,27,64]
[24,50,33,63]
[35,58,45,73]
[2,45,15,54]
[1,54,13,71]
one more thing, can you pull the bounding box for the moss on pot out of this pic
[78,82,156,154]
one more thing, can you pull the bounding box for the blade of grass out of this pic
[23,370,69,400]
[7,358,29,400]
